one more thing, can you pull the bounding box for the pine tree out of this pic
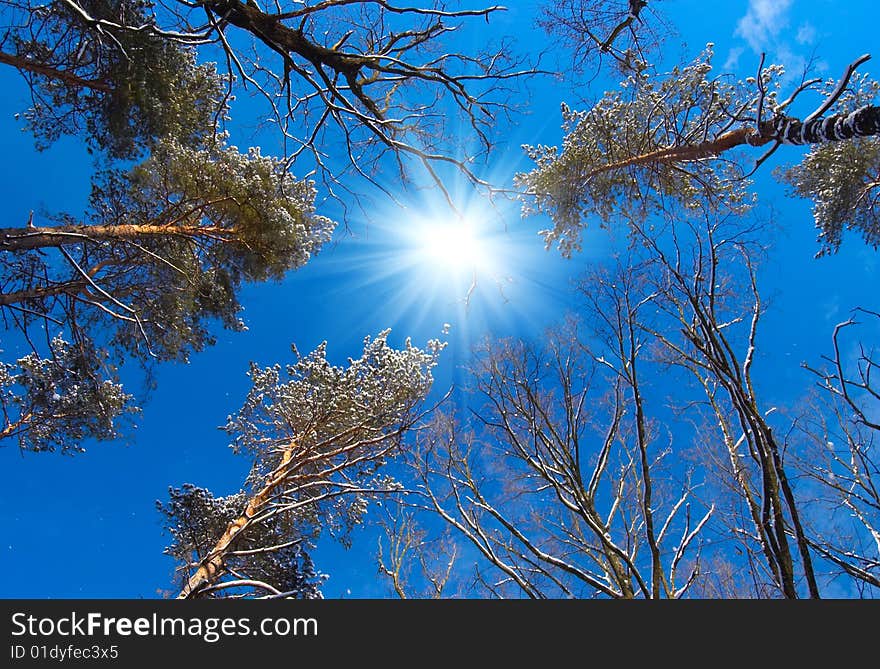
[163,331,443,598]
[0,336,132,453]
[517,48,880,256]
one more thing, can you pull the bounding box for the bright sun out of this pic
[390,197,506,299]
[356,195,525,317]
[421,219,482,272]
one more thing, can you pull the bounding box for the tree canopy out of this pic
[1,0,516,451]
[164,331,442,598]
[517,47,880,256]
[2,0,879,600]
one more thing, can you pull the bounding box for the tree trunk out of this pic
[601,0,648,51]
[202,0,381,117]
[770,105,880,144]
[1,223,228,252]
[204,0,362,74]
[583,105,880,181]
[177,444,297,599]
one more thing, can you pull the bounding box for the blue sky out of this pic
[0,0,878,598]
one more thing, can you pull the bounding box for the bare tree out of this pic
[623,209,821,597]
[406,313,713,599]
[796,311,880,593]
[1,0,537,200]
[393,205,852,598]
[376,505,458,598]
[538,0,668,76]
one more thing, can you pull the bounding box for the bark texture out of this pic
[584,105,880,182]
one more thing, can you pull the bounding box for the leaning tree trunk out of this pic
[584,105,880,181]
[768,104,880,144]
[177,444,298,599]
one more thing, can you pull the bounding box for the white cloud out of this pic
[723,46,745,72]
[775,43,807,81]
[734,0,793,52]
[731,1,826,84]
[796,23,817,46]
[773,42,827,85]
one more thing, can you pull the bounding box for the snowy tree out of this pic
[780,75,880,253]
[0,134,335,451]
[0,335,133,453]
[0,0,535,191]
[517,48,880,256]
[0,0,534,451]
[1,137,334,364]
[2,0,226,159]
[159,484,325,599]
[167,331,443,598]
